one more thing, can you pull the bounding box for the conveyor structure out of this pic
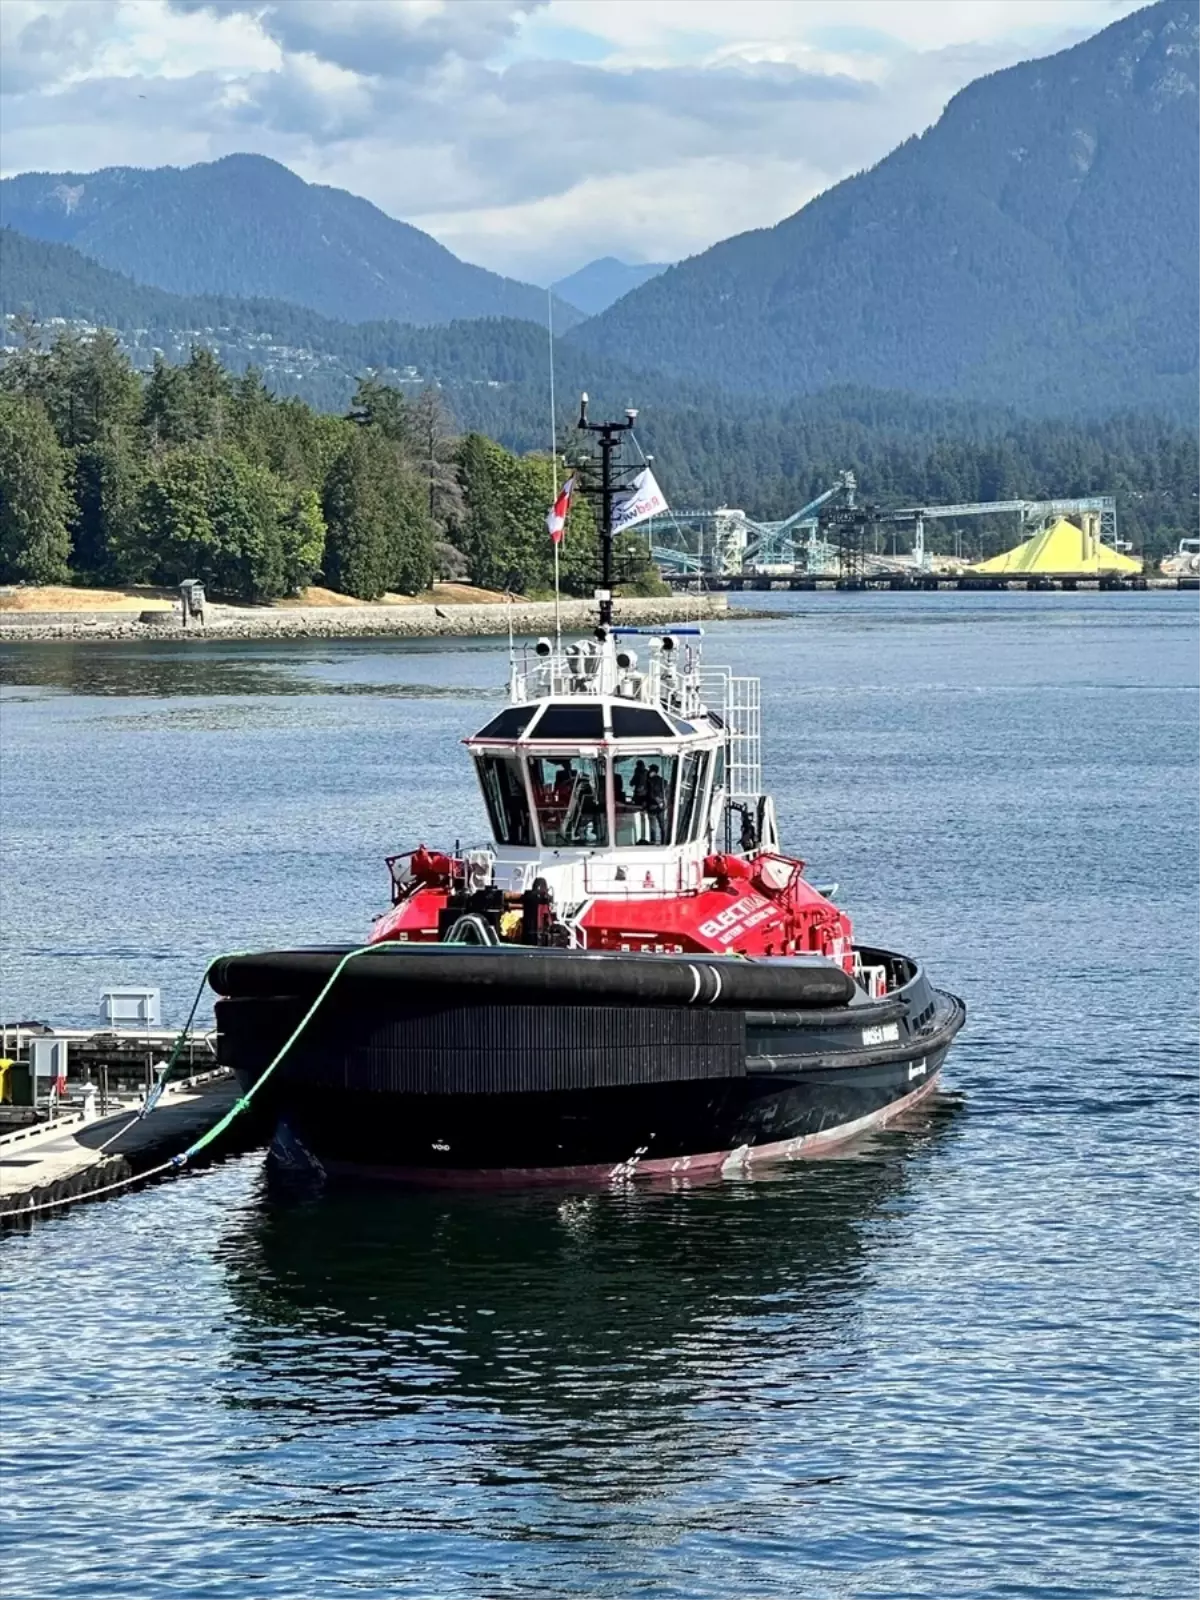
[642,482,1120,578]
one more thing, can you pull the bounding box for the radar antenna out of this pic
[577,393,638,630]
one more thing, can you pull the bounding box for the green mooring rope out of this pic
[14,942,382,1217]
[96,952,251,1153]
[172,942,380,1167]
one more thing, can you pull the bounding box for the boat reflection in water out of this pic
[214,1099,960,1532]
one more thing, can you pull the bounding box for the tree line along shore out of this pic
[1,328,1195,607]
[0,329,664,607]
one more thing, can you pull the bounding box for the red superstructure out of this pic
[372,846,854,968]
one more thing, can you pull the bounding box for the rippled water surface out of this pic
[1,593,1197,1599]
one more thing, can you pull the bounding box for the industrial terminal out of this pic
[642,477,1193,589]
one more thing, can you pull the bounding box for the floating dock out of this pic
[0,1069,243,1221]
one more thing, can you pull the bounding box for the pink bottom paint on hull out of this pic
[321,1070,942,1190]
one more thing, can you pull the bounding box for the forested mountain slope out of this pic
[0,225,647,419]
[568,1,1199,417]
[0,154,581,330]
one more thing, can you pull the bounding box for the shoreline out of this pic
[0,593,728,644]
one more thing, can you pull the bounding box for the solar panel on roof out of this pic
[530,704,606,739]
[474,706,536,739]
[611,706,674,738]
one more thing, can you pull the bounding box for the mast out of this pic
[548,289,561,644]
[577,392,637,630]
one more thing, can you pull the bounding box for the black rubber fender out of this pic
[208,944,857,1011]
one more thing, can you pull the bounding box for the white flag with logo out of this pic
[611,468,668,535]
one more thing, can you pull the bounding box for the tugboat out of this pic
[210,401,964,1184]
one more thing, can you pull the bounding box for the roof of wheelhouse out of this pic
[467,699,717,744]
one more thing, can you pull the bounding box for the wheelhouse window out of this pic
[611,705,674,739]
[475,753,533,845]
[612,753,678,846]
[676,750,711,842]
[527,755,609,847]
[711,742,726,795]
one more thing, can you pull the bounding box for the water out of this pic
[1,592,1196,1600]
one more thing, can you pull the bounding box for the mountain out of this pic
[568,1,1199,418]
[552,258,670,316]
[4,230,1194,555]
[0,153,583,331]
[0,223,658,433]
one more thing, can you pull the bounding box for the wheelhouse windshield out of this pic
[476,740,711,850]
[526,756,608,847]
[676,750,710,842]
[612,753,678,846]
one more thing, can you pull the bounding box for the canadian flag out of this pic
[546,476,575,545]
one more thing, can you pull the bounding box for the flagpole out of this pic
[548,286,561,646]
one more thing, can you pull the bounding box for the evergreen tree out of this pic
[349,375,411,442]
[182,346,233,442]
[0,394,71,583]
[0,331,147,579]
[453,433,511,590]
[70,435,145,580]
[322,432,384,599]
[142,354,193,449]
[131,447,317,602]
[322,428,432,599]
[15,330,142,450]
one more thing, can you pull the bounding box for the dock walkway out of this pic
[0,1070,242,1220]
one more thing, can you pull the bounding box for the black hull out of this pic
[213,945,964,1185]
[261,1046,952,1185]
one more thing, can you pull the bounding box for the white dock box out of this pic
[30,1037,69,1085]
[100,988,161,1028]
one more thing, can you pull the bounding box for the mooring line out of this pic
[6,1157,177,1219]
[7,943,385,1221]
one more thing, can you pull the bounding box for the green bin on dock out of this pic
[1,1060,33,1107]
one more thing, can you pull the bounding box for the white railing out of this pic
[510,644,605,703]
[509,638,709,718]
[700,668,761,800]
[505,640,762,803]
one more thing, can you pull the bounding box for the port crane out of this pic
[643,473,857,577]
[877,495,1119,569]
[644,482,1118,578]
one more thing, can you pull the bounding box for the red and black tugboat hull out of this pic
[210,947,964,1185]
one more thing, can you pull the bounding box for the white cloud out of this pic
[420,154,840,274]
[0,1,121,93]
[80,0,280,81]
[0,0,1150,281]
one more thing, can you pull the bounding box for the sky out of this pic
[0,0,1148,283]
